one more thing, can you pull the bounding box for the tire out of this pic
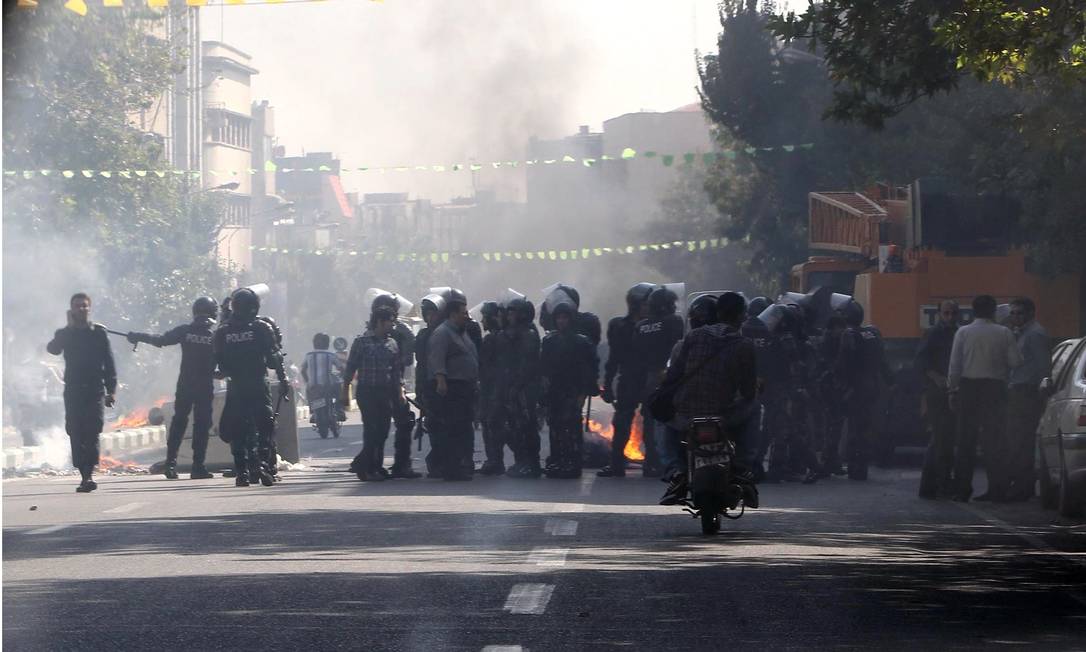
[700,511,720,535]
[317,410,330,439]
[1058,465,1083,518]
[331,419,341,439]
[1039,449,1057,510]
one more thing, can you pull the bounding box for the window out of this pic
[222,197,250,227]
[1052,340,1084,390]
[206,110,251,149]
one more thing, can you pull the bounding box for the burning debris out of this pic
[108,396,170,431]
[583,407,646,464]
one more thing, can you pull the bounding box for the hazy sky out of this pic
[201,0,799,200]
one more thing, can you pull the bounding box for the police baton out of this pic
[104,328,139,352]
[583,396,592,432]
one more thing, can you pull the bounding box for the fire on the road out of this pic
[109,396,169,431]
[586,412,646,462]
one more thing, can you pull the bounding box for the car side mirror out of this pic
[1039,377,1055,398]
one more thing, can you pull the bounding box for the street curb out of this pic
[2,425,167,470]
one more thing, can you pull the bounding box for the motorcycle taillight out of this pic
[694,425,721,444]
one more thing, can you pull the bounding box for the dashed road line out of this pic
[578,474,596,496]
[544,518,578,536]
[527,547,569,568]
[103,502,145,514]
[322,448,345,454]
[482,646,524,652]
[27,524,71,535]
[503,584,554,615]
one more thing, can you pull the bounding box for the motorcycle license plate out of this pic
[310,398,327,409]
[694,454,727,470]
[693,442,728,470]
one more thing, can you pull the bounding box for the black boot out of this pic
[190,465,214,480]
[596,464,626,477]
[235,470,250,487]
[164,462,179,480]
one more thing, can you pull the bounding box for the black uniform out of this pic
[602,315,640,472]
[813,330,847,474]
[388,320,418,473]
[493,324,542,475]
[837,325,889,480]
[130,317,216,468]
[541,327,599,478]
[214,316,284,484]
[414,325,438,475]
[479,327,505,469]
[47,324,116,475]
[631,313,685,471]
[916,321,958,497]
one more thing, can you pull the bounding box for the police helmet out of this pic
[420,293,447,316]
[748,296,770,318]
[647,286,678,317]
[505,298,531,325]
[192,296,218,319]
[443,288,468,307]
[625,282,656,311]
[230,287,260,322]
[333,336,349,352]
[843,300,865,327]
[371,292,401,316]
[480,301,502,331]
[688,294,719,328]
[551,301,576,319]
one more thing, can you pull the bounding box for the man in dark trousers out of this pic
[214,287,289,488]
[371,292,422,479]
[478,301,507,475]
[916,300,960,499]
[947,295,1023,501]
[415,293,446,477]
[47,292,116,493]
[540,301,600,479]
[127,297,219,480]
[428,289,479,481]
[1005,297,1050,500]
[497,298,543,479]
[598,282,654,477]
[631,286,686,477]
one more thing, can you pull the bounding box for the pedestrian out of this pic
[344,306,404,482]
[916,300,959,499]
[947,294,1023,502]
[127,297,219,480]
[496,298,544,479]
[597,283,655,478]
[660,292,758,506]
[837,300,890,481]
[214,287,289,488]
[540,301,600,479]
[427,289,479,481]
[47,292,117,493]
[1005,297,1050,501]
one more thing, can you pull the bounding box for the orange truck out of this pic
[790,178,1081,459]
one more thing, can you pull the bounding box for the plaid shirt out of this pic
[669,324,756,419]
[345,333,402,388]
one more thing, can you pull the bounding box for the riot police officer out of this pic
[837,301,890,480]
[127,297,219,480]
[540,301,599,479]
[632,286,685,477]
[478,301,507,475]
[214,287,289,487]
[370,292,422,479]
[496,298,543,479]
[415,293,446,477]
[598,282,654,477]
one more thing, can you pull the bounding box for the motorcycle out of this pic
[309,387,341,439]
[678,416,751,534]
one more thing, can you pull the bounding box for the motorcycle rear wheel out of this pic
[700,511,721,535]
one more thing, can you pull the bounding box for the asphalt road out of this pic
[4,420,1086,651]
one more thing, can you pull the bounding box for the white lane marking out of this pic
[482,647,524,652]
[527,547,569,568]
[323,448,345,454]
[103,502,145,514]
[349,440,364,445]
[544,519,578,536]
[578,474,596,496]
[27,524,71,535]
[503,584,554,615]
[557,503,585,513]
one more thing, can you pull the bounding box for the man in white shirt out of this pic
[947,295,1023,502]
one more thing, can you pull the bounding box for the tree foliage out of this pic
[2,3,231,408]
[769,0,1086,127]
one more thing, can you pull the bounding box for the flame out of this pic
[585,411,646,462]
[97,455,142,473]
[109,396,170,431]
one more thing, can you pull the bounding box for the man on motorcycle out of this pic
[660,292,758,507]
[301,333,345,435]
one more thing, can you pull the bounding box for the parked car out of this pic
[1037,337,1086,517]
